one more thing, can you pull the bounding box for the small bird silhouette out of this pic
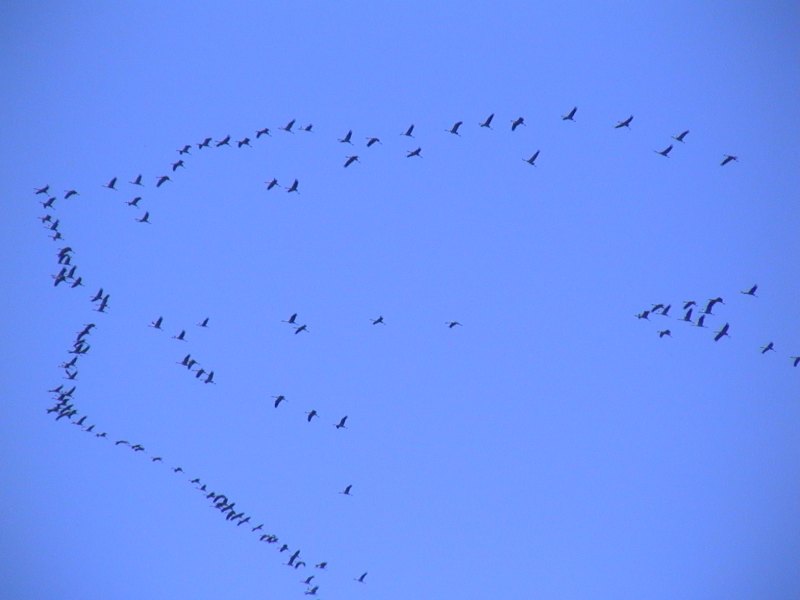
[562,107,577,121]
[658,330,671,338]
[344,155,359,168]
[339,130,353,144]
[104,177,118,190]
[740,284,758,296]
[713,323,730,342]
[672,130,690,142]
[281,119,296,133]
[524,150,540,166]
[256,127,271,138]
[282,313,298,324]
[615,115,634,129]
[366,137,381,147]
[655,144,673,157]
[480,113,494,128]
[401,124,415,137]
[760,342,775,354]
[406,147,422,158]
[720,154,738,166]
[286,179,299,193]
[446,121,463,135]
[265,178,279,190]
[355,572,367,583]
[371,316,384,325]
[306,410,318,422]
[446,321,462,328]
[511,116,525,131]
[156,175,170,187]
[136,211,151,224]
[150,316,163,329]
[197,317,209,327]
[216,135,231,147]
[130,174,144,186]
[335,416,348,429]
[340,484,352,495]
[273,395,286,408]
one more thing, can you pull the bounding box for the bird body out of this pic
[714,323,730,342]
[741,284,758,296]
[511,117,525,131]
[480,113,494,128]
[339,130,353,144]
[562,107,577,121]
[406,147,422,158]
[344,155,359,168]
[655,144,673,157]
[335,416,348,429]
[615,115,633,128]
[672,130,689,142]
[524,150,540,166]
[447,121,463,135]
[721,154,738,166]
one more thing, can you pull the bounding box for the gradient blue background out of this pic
[3,2,799,599]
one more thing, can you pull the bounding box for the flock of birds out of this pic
[33,107,774,598]
[636,286,799,365]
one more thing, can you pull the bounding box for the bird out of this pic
[446,121,463,135]
[216,135,231,147]
[306,410,318,422]
[197,137,212,149]
[562,106,577,121]
[256,127,271,138]
[301,124,313,132]
[178,144,192,155]
[173,467,184,473]
[696,314,707,328]
[340,484,352,495]
[524,150,540,166]
[680,308,693,323]
[273,395,286,408]
[281,119,296,133]
[703,297,724,315]
[480,113,494,128]
[129,174,144,186]
[401,124,415,137]
[658,330,671,338]
[150,316,163,329]
[659,304,672,317]
[672,130,690,142]
[655,144,673,157]
[197,317,209,327]
[615,115,634,128]
[294,324,308,334]
[302,576,315,585]
[156,175,170,187]
[126,196,141,207]
[355,572,367,583]
[95,294,110,312]
[172,160,184,171]
[343,155,359,168]
[135,211,151,224]
[446,321,462,328]
[237,137,251,148]
[152,457,163,462]
[790,356,800,367]
[34,185,50,195]
[172,330,186,341]
[305,585,319,595]
[90,289,104,302]
[635,310,650,320]
[366,137,381,147]
[40,197,56,209]
[335,416,348,429]
[339,130,353,144]
[371,316,384,325]
[104,177,118,190]
[760,342,775,354]
[282,313,298,324]
[740,284,758,296]
[682,300,696,310]
[286,179,299,193]
[406,147,422,158]
[511,117,525,131]
[713,322,730,342]
[204,371,215,384]
[70,277,83,288]
[315,562,328,570]
[178,353,192,367]
[64,189,79,199]
[252,524,264,532]
[265,178,279,190]
[720,154,738,166]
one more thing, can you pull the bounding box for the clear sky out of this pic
[3,2,800,599]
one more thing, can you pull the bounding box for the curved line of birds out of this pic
[42,246,371,598]
[33,107,739,227]
[32,106,747,596]
[636,287,799,365]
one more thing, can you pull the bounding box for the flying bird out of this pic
[740,284,758,296]
[273,395,286,408]
[446,121,463,135]
[256,127,271,138]
[104,177,118,190]
[343,155,359,168]
[340,484,352,495]
[635,310,650,320]
[713,322,730,342]
[401,124,415,137]
[156,175,170,187]
[198,137,212,149]
[446,321,462,328]
[680,308,693,323]
[197,317,209,327]
[136,211,151,224]
[40,197,56,209]
[35,185,50,195]
[301,124,313,132]
[281,119,296,133]
[237,137,251,148]
[172,160,185,171]
[283,313,298,324]
[790,356,800,367]
[760,342,775,354]
[286,179,299,193]
[355,572,368,583]
[480,113,494,128]
[366,137,381,147]
[126,196,141,207]
[216,135,231,147]
[658,330,671,338]
[703,297,724,315]
[615,115,634,129]
[204,371,215,384]
[265,178,279,190]
[338,130,353,144]
[294,324,308,334]
[64,189,79,199]
[562,107,577,121]
[371,316,384,325]
[511,117,525,131]
[696,314,707,328]
[524,150,540,166]
[172,330,186,341]
[306,410,318,422]
[335,416,348,429]
[406,147,422,158]
[150,316,163,329]
[720,154,738,166]
[655,144,673,157]
[672,130,690,142]
[178,144,191,155]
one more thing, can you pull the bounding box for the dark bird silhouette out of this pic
[306,410,318,422]
[104,177,118,190]
[130,174,144,186]
[302,576,315,585]
[406,147,422,158]
[273,395,286,408]
[335,415,348,429]
[301,124,313,132]
[635,310,650,320]
[256,127,271,138]
[714,322,730,342]
[126,196,142,207]
[283,313,298,324]
[178,144,191,155]
[741,284,758,296]
[115,440,129,446]
[173,467,184,473]
[339,130,353,144]
[237,137,251,148]
[615,115,634,129]
[70,277,84,288]
[355,572,367,583]
[682,300,696,310]
[680,308,693,323]
[658,329,671,338]
[294,324,308,334]
[790,356,800,367]
[371,316,384,325]
[672,130,690,142]
[64,189,79,199]
[41,197,56,209]
[281,119,296,133]
[446,321,462,328]
[265,178,279,190]
[172,160,185,171]
[401,124,415,137]
[305,585,319,595]
[340,484,352,495]
[156,175,170,187]
[150,316,163,329]
[659,304,672,317]
[720,154,738,166]
[655,144,673,157]
[172,329,186,341]
[195,368,206,379]
[286,179,299,193]
[178,353,192,367]
[366,137,381,147]
[703,297,724,315]
[480,113,494,128]
[446,121,463,135]
[198,137,212,149]
[696,314,707,328]
[562,107,577,121]
[95,294,110,313]
[252,523,264,532]
[344,155,359,168]
[197,317,209,327]
[511,117,525,131]
[90,289,104,302]
[760,342,775,354]
[524,150,540,166]
[35,185,50,195]
[216,135,231,147]
[136,211,151,224]
[204,371,215,384]
[152,456,163,462]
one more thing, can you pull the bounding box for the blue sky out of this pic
[3,2,800,599]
